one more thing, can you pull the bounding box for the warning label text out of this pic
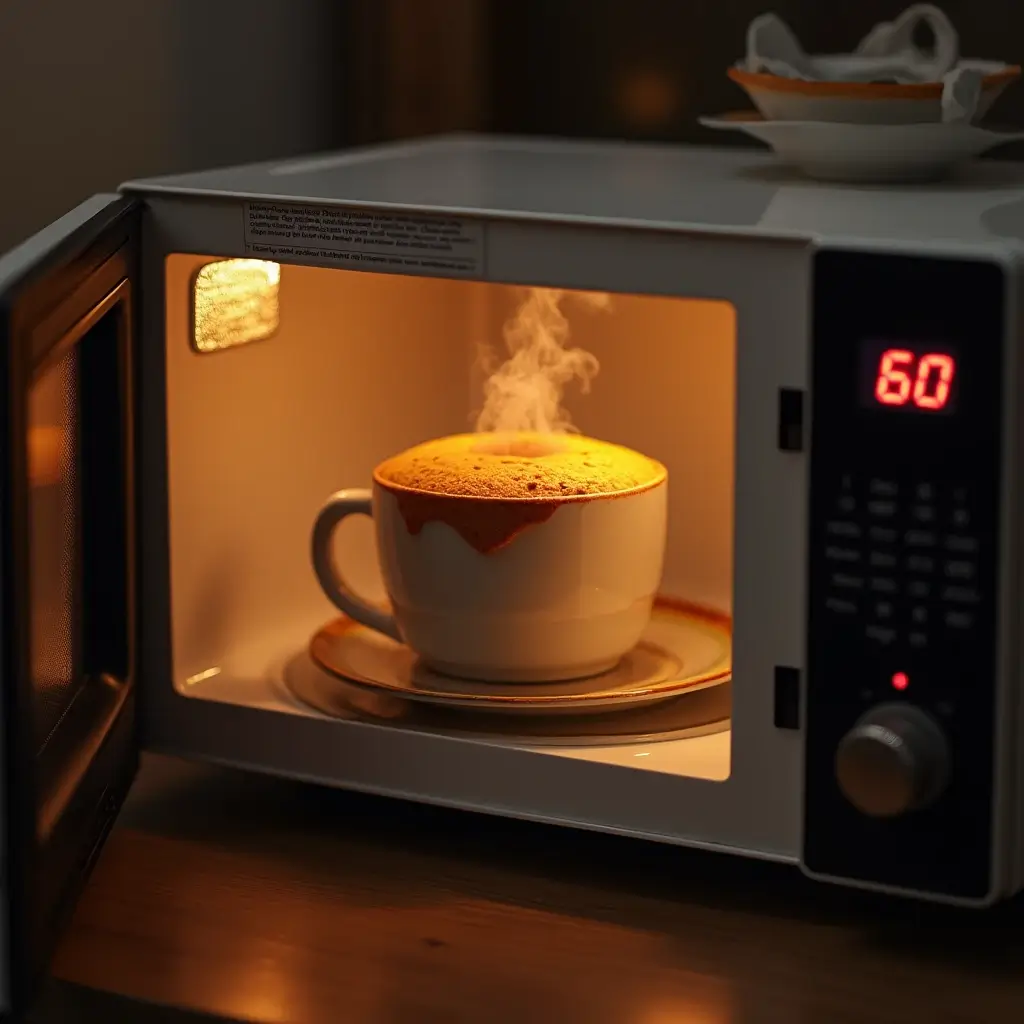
[242,202,485,277]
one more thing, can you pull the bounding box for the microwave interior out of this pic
[160,255,737,781]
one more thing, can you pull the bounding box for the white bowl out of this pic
[728,63,1020,124]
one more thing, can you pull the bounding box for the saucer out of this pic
[284,650,731,746]
[699,112,1024,183]
[307,596,731,717]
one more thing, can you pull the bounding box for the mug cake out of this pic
[374,431,667,553]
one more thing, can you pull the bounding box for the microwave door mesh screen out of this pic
[28,345,82,752]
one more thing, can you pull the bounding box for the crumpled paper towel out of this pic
[744,4,984,122]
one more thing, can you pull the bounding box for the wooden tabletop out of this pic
[34,753,1024,1023]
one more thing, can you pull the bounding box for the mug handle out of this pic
[311,489,402,642]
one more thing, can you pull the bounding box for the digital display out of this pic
[859,340,959,414]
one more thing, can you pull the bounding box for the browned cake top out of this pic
[375,432,665,500]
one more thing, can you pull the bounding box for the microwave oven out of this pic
[2,133,1023,1014]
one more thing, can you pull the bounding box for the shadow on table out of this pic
[32,980,235,1024]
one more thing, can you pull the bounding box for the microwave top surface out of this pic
[121,133,1024,251]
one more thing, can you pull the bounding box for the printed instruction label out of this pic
[243,202,485,277]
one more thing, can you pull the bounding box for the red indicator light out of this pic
[874,349,955,411]
[891,671,910,691]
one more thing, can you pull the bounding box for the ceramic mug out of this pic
[311,441,668,683]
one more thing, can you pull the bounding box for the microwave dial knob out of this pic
[835,704,950,818]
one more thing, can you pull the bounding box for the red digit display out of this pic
[873,348,956,412]
[874,349,914,406]
[912,353,955,410]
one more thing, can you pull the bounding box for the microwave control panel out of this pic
[804,249,1006,901]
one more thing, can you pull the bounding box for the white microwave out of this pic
[2,134,1023,1015]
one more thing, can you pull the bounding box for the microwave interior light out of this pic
[192,259,281,353]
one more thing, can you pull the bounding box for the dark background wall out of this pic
[487,0,1024,144]
[0,0,347,251]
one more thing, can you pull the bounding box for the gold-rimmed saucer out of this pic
[306,596,731,718]
[283,650,732,746]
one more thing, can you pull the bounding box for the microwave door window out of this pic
[29,346,82,752]
[0,194,141,1019]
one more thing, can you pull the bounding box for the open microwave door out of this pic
[0,196,140,1020]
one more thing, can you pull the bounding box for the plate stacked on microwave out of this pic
[700,6,1023,183]
[285,597,732,745]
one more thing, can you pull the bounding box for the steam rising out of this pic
[474,288,610,434]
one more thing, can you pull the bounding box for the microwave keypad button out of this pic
[906,554,934,573]
[825,546,860,563]
[865,625,896,644]
[869,525,898,544]
[826,520,861,539]
[831,573,863,590]
[867,500,896,517]
[819,463,984,656]
[944,610,974,629]
[869,479,898,497]
[944,534,978,554]
[943,560,975,580]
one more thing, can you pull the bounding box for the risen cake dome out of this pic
[375,431,666,499]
